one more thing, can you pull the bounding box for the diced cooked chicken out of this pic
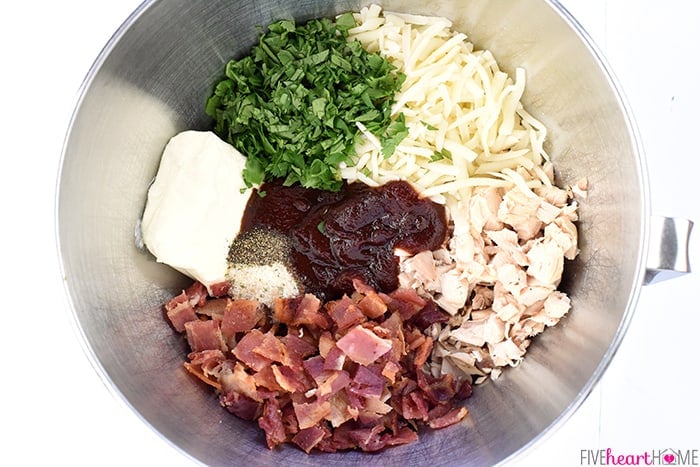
[526,240,564,285]
[535,185,570,207]
[399,178,584,384]
[498,188,543,241]
[469,187,503,234]
[434,269,470,316]
[571,177,589,198]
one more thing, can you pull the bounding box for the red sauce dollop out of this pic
[240,179,446,300]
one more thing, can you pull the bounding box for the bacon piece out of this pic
[292,426,329,453]
[233,329,273,372]
[209,280,231,298]
[296,294,330,329]
[253,364,284,392]
[258,398,286,449]
[336,325,393,366]
[281,403,299,435]
[349,365,384,399]
[196,298,229,321]
[219,361,260,402]
[327,390,357,428]
[272,365,311,393]
[427,406,468,429]
[332,422,387,452]
[360,396,393,422]
[323,345,346,371]
[274,294,330,330]
[455,379,473,400]
[327,296,366,331]
[318,332,335,358]
[387,288,426,320]
[382,425,419,447]
[358,291,388,319]
[165,292,198,332]
[293,398,331,430]
[351,278,375,295]
[253,332,289,365]
[184,319,226,352]
[416,370,457,405]
[302,355,325,382]
[283,332,317,369]
[413,335,433,369]
[380,312,406,361]
[221,299,263,335]
[183,349,226,390]
[411,300,450,330]
[220,390,262,421]
[316,370,351,400]
[400,391,429,421]
[185,281,208,307]
[381,361,401,384]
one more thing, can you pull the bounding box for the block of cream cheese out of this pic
[141,130,251,293]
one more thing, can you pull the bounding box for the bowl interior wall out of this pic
[58,0,645,465]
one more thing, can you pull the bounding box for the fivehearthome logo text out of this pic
[580,449,699,466]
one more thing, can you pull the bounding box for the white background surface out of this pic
[2,1,698,465]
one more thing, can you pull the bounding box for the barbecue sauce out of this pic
[239,179,446,300]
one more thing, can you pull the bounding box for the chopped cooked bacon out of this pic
[399,391,429,421]
[327,390,358,427]
[416,371,457,405]
[351,278,375,295]
[165,292,198,332]
[209,281,231,298]
[253,364,284,392]
[220,390,262,421]
[183,349,226,390]
[168,279,471,454]
[220,361,260,402]
[323,345,346,371]
[253,332,289,365]
[316,370,351,400]
[232,329,273,372]
[327,296,366,331]
[413,336,434,369]
[350,365,385,399]
[184,281,208,307]
[381,361,401,383]
[292,426,328,453]
[427,406,468,429]
[221,299,262,335]
[295,294,328,328]
[272,365,311,393]
[294,398,331,430]
[318,332,335,358]
[258,398,286,449]
[196,298,229,321]
[382,426,419,447]
[411,300,450,330]
[283,332,316,368]
[357,291,388,319]
[387,288,426,320]
[274,294,330,330]
[336,325,392,366]
[184,319,226,353]
[302,355,325,382]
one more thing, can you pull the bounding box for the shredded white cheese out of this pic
[342,5,550,204]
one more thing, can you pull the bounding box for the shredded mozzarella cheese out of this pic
[343,5,550,203]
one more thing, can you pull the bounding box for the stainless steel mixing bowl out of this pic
[56,0,692,465]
